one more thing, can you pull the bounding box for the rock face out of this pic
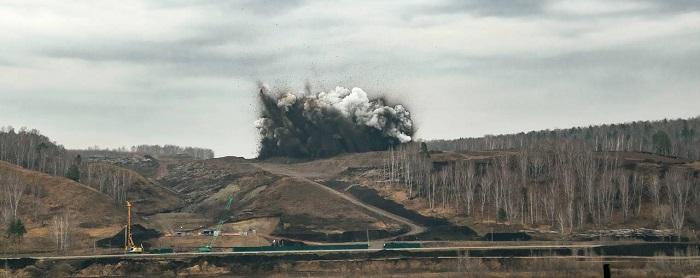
[573,228,676,241]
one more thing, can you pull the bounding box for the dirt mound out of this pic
[238,177,404,238]
[325,178,477,241]
[78,151,162,179]
[156,156,404,242]
[96,224,161,248]
[158,157,261,203]
[255,151,386,179]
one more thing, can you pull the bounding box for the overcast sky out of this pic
[1,0,699,157]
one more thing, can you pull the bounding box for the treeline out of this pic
[130,144,214,159]
[428,117,700,160]
[79,144,214,159]
[0,126,70,176]
[383,142,699,235]
[0,126,213,174]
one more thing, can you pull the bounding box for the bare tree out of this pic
[618,172,632,222]
[27,178,42,221]
[80,163,134,204]
[463,161,476,215]
[665,168,693,236]
[0,173,26,224]
[52,212,71,253]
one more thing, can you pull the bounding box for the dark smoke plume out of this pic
[255,85,414,159]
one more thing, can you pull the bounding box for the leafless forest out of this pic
[0,126,212,230]
[429,117,700,159]
[80,144,214,160]
[79,163,137,204]
[384,117,700,235]
[0,126,214,177]
[0,127,70,176]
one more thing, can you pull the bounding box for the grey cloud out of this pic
[438,47,700,75]
[145,0,306,15]
[406,0,547,18]
[432,46,700,98]
[406,0,700,19]
[0,58,16,67]
[645,0,700,13]
[41,39,286,77]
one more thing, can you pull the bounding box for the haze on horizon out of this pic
[1,0,699,158]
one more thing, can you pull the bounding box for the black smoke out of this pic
[255,85,414,159]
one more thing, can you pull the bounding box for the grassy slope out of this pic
[0,161,126,253]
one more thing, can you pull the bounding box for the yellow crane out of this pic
[125,201,143,253]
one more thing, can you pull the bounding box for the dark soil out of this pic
[273,229,404,243]
[482,232,532,241]
[324,179,478,241]
[96,224,161,248]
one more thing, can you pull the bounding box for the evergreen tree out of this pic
[497,208,508,223]
[652,130,672,155]
[420,142,430,158]
[6,218,27,242]
[65,164,80,182]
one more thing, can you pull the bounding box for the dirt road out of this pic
[250,163,426,238]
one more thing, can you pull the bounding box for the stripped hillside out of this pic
[156,156,406,242]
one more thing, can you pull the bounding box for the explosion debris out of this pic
[256,85,414,159]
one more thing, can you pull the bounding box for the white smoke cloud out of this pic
[277,93,297,110]
[309,86,412,143]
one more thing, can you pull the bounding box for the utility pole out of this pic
[124,224,127,252]
[366,229,370,247]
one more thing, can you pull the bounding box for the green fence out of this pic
[232,244,369,252]
[147,248,175,254]
[383,242,421,249]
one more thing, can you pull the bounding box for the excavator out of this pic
[125,201,143,253]
[198,195,234,253]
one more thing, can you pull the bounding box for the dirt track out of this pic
[250,163,426,239]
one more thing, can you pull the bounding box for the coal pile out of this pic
[96,224,161,248]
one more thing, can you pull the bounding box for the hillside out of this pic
[96,140,700,243]
[359,145,700,238]
[203,146,696,243]
[0,161,125,253]
[79,162,183,214]
[2,118,699,255]
[155,157,406,242]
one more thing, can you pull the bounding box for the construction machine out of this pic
[198,195,234,252]
[125,201,143,253]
